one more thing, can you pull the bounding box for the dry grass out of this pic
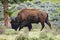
[0,23,60,40]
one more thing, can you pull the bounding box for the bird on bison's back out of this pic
[10,9,52,31]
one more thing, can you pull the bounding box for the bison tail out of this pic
[45,13,52,29]
[46,13,48,21]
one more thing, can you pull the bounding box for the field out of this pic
[0,0,60,40]
[0,23,60,40]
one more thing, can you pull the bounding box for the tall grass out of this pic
[0,24,60,40]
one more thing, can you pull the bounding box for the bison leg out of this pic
[14,28,18,31]
[40,22,45,31]
[27,23,32,31]
[19,26,23,31]
[45,21,52,29]
[19,21,27,31]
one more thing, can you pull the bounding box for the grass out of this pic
[0,23,60,40]
[57,7,60,13]
[41,0,60,3]
[0,0,60,40]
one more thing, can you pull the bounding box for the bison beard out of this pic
[10,9,51,31]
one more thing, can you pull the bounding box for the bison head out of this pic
[10,18,20,31]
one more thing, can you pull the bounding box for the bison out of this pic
[10,9,51,31]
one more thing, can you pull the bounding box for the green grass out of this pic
[0,23,60,40]
[11,10,20,17]
[57,7,60,12]
[41,0,60,3]
[0,0,60,40]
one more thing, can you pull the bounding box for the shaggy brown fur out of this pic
[11,9,51,31]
